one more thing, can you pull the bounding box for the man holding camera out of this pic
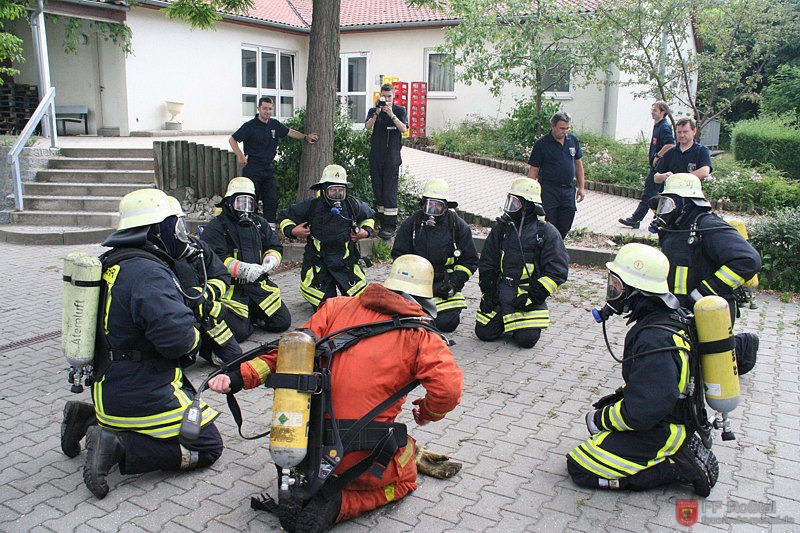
[366,83,409,240]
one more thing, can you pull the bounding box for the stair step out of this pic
[60,147,153,159]
[49,157,154,171]
[23,195,122,212]
[23,182,154,196]
[36,169,155,184]
[0,225,114,245]
[10,210,118,227]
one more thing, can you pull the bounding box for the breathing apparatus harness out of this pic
[306,194,373,269]
[496,211,545,293]
[179,316,452,510]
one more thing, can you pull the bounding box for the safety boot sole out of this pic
[61,401,96,458]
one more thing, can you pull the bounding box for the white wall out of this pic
[124,7,309,133]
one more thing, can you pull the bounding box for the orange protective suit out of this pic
[239,283,464,522]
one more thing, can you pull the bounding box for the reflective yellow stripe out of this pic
[453,264,473,276]
[436,293,467,312]
[256,284,283,316]
[608,401,633,431]
[715,265,744,289]
[539,276,558,293]
[360,218,376,230]
[503,309,549,331]
[102,265,121,334]
[222,297,249,318]
[657,424,686,458]
[248,358,272,384]
[673,266,689,295]
[265,249,283,262]
[279,218,297,233]
[207,279,227,300]
[384,483,396,502]
[674,333,691,395]
[206,320,233,344]
[300,267,325,306]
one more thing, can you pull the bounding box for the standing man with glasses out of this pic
[653,116,712,186]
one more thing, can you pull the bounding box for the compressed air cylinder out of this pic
[270,331,315,469]
[62,254,102,368]
[694,295,740,414]
[61,252,87,354]
[725,218,759,288]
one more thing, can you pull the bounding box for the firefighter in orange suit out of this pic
[208,255,464,531]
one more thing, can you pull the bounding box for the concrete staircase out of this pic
[1,147,155,244]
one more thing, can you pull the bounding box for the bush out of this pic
[731,115,800,179]
[497,97,560,160]
[748,207,800,292]
[761,64,800,124]
[702,156,800,212]
[578,133,649,188]
[274,106,419,218]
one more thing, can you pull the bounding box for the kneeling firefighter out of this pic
[391,178,479,333]
[475,178,569,349]
[207,255,464,532]
[567,243,719,497]
[61,188,223,499]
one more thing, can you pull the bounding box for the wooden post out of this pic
[153,142,164,190]
[188,143,199,198]
[181,140,190,189]
[167,141,178,190]
[204,146,214,198]
[175,140,184,188]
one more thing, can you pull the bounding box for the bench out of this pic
[55,105,89,135]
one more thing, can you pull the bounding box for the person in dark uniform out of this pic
[526,111,586,238]
[567,243,719,497]
[229,96,319,225]
[365,83,409,239]
[391,179,478,332]
[653,116,712,185]
[619,101,675,229]
[278,164,376,309]
[651,173,761,374]
[476,178,569,349]
[63,188,223,499]
[166,196,244,366]
[200,177,291,339]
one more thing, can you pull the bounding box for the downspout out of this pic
[602,66,612,137]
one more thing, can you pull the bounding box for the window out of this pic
[337,53,368,123]
[542,64,571,94]
[426,50,455,94]
[240,47,296,120]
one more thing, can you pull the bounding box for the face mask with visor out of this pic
[503,194,523,214]
[423,198,447,217]
[231,194,255,226]
[651,195,682,229]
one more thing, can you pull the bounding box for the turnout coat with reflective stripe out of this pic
[477,216,568,331]
[658,210,760,311]
[568,309,691,479]
[94,254,218,438]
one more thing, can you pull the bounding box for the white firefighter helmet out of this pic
[606,243,670,295]
[311,164,352,190]
[383,254,434,298]
[662,173,711,207]
[508,177,542,204]
[117,189,173,230]
[224,177,256,199]
[422,178,457,209]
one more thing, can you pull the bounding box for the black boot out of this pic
[286,492,342,533]
[735,332,759,375]
[61,401,97,458]
[83,426,124,499]
[672,433,719,497]
[618,217,640,229]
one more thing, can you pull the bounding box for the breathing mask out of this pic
[324,184,347,214]
[592,272,630,322]
[651,194,684,230]
[231,194,255,227]
[421,197,447,226]
[152,215,194,260]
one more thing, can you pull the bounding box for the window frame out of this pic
[541,64,572,100]
[424,49,456,99]
[240,45,297,121]
[337,52,370,126]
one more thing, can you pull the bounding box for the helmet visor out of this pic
[504,194,523,213]
[174,216,190,244]
[655,196,677,217]
[233,194,254,213]
[606,272,625,301]
[423,198,447,216]
[325,185,347,202]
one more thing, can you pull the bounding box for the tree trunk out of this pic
[298,0,340,200]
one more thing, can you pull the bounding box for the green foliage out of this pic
[762,64,800,123]
[56,17,133,56]
[369,240,393,261]
[702,155,800,212]
[275,107,420,217]
[164,0,254,29]
[579,133,649,187]
[731,115,800,179]
[748,207,800,292]
[0,0,25,83]
[498,98,560,158]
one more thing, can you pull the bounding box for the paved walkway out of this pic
[1,135,794,532]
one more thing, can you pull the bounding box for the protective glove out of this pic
[261,255,279,275]
[479,292,498,314]
[528,281,550,305]
[592,387,624,409]
[449,270,470,293]
[585,410,600,435]
[412,397,440,426]
[415,446,462,479]
[227,260,263,283]
[511,292,528,311]
[434,272,454,299]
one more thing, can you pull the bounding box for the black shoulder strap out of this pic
[100,246,171,270]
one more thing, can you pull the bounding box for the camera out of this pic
[377,97,387,107]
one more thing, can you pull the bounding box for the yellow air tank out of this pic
[694,295,740,414]
[62,253,102,369]
[270,331,315,470]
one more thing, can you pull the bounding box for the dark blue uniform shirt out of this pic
[655,141,712,175]
[527,132,583,187]
[650,118,675,165]
[232,116,290,164]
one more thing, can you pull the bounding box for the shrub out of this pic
[748,207,800,292]
[275,106,419,218]
[761,64,800,124]
[731,115,800,179]
[578,133,649,187]
[497,97,560,160]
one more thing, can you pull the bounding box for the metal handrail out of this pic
[7,86,58,210]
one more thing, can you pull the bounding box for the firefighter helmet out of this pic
[166,195,185,217]
[117,189,173,230]
[224,177,256,199]
[508,178,542,204]
[384,254,434,298]
[311,164,352,190]
[606,243,670,295]
[661,173,711,207]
